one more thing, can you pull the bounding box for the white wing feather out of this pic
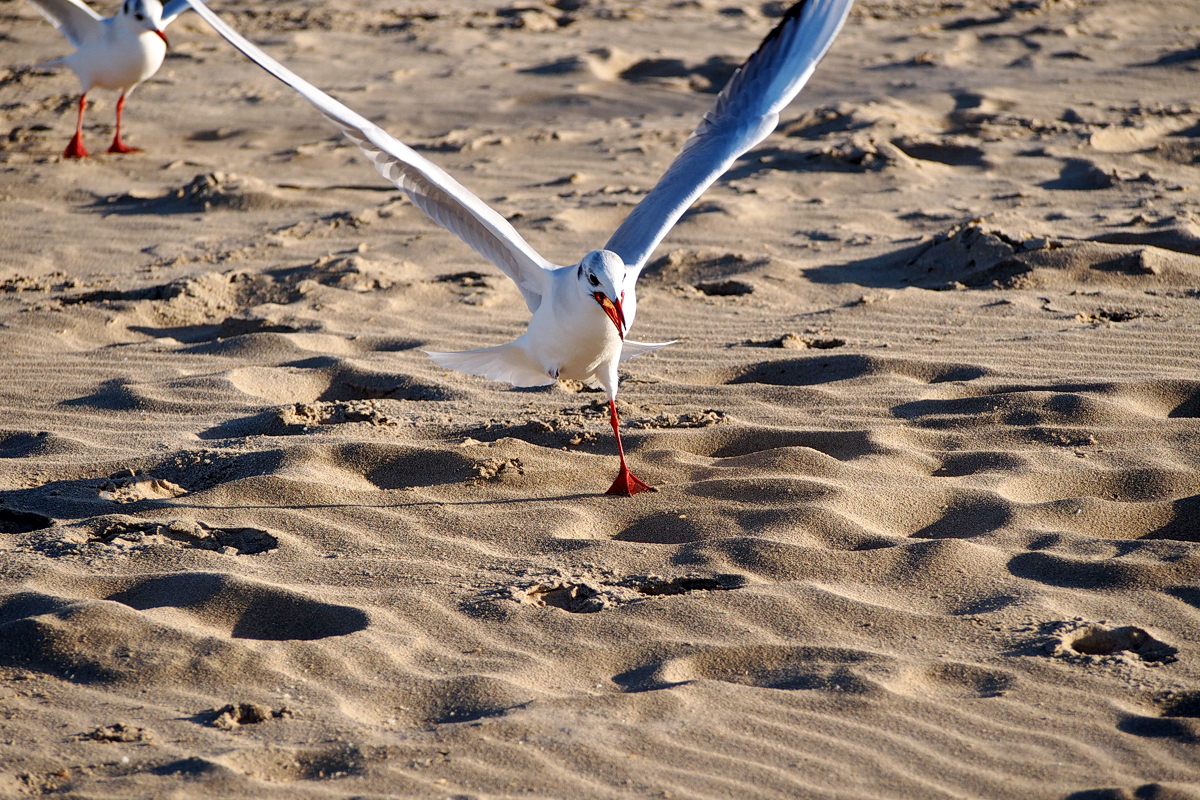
[183,0,558,313]
[22,0,102,48]
[604,0,854,281]
[619,339,675,362]
[424,343,554,388]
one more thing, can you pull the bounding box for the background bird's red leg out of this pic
[606,399,654,496]
[107,92,141,154]
[62,94,89,159]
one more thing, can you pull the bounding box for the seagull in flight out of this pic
[22,0,192,158]
[183,0,854,495]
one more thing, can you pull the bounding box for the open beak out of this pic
[155,28,169,47]
[595,292,625,339]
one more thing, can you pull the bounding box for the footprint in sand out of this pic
[91,517,278,555]
[1039,621,1179,665]
[504,573,746,614]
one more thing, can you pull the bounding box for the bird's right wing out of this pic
[22,0,102,48]
[160,0,192,26]
[183,0,557,313]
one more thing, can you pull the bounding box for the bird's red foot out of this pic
[107,137,140,154]
[606,464,655,496]
[62,133,89,159]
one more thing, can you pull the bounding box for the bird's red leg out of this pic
[605,398,654,496]
[107,92,140,154]
[62,94,89,159]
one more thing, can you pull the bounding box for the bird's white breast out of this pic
[68,21,166,91]
[525,277,622,383]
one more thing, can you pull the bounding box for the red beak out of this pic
[155,28,169,47]
[595,292,625,339]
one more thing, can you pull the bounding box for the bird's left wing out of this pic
[183,0,558,313]
[22,0,103,48]
[160,0,192,26]
[604,0,853,283]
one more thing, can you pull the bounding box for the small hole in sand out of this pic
[1068,625,1175,662]
[1071,626,1147,655]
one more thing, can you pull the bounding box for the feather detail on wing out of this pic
[22,0,102,48]
[161,0,192,26]
[619,339,676,362]
[604,0,854,281]
[183,0,557,314]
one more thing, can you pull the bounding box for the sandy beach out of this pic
[2,0,1200,797]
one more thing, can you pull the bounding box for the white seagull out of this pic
[183,0,854,495]
[22,0,192,158]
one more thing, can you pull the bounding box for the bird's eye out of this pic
[588,274,600,286]
[135,12,144,19]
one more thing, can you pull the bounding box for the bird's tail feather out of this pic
[620,339,676,362]
[424,343,554,388]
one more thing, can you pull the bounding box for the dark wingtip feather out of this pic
[707,0,817,121]
[718,0,815,102]
[759,0,815,53]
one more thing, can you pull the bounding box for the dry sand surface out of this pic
[2,0,1200,797]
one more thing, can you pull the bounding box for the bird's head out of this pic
[124,0,169,46]
[577,250,628,339]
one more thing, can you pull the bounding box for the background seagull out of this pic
[183,0,854,495]
[22,0,191,158]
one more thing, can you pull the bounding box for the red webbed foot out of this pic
[606,464,655,496]
[63,132,89,159]
[604,396,655,496]
[106,137,141,154]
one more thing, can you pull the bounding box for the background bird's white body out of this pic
[64,16,166,93]
[24,0,188,156]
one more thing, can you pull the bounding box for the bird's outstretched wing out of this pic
[183,0,557,313]
[22,0,103,49]
[160,0,192,27]
[604,0,854,281]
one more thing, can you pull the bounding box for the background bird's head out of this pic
[577,250,628,338]
[123,0,168,45]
